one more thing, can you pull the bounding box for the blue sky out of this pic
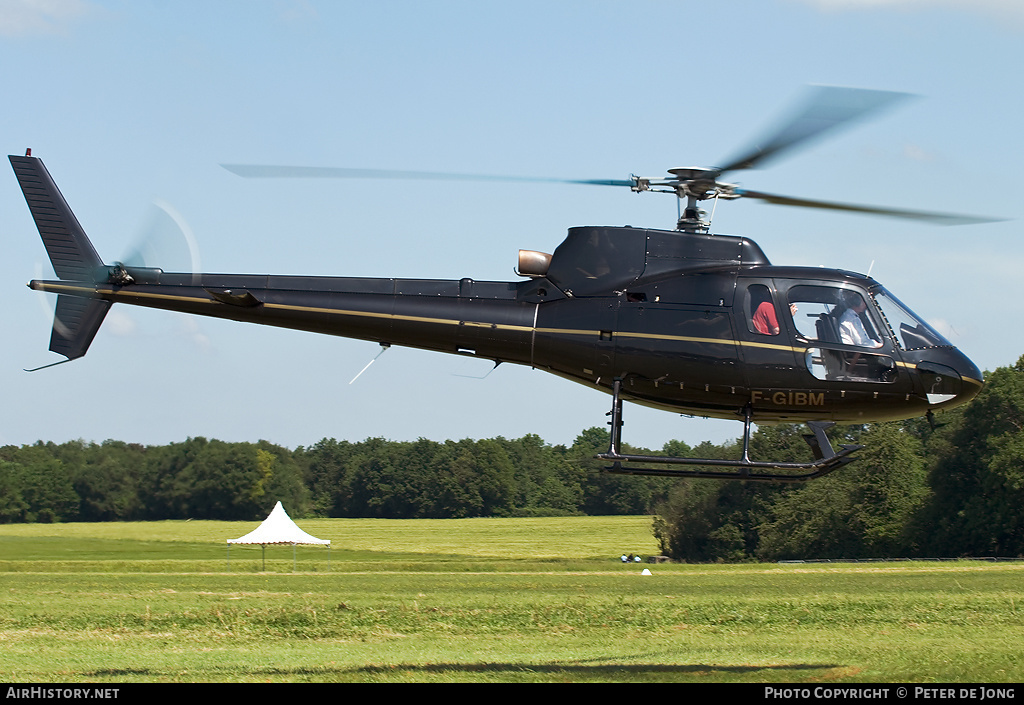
[2,0,1021,451]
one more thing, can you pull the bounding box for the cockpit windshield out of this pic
[871,287,952,350]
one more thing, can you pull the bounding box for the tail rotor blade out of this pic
[122,199,201,282]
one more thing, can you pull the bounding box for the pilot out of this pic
[839,296,883,348]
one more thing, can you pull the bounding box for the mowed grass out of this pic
[0,516,1022,683]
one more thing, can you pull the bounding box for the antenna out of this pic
[348,342,390,385]
[453,361,502,379]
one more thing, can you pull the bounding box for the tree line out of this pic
[0,428,673,524]
[3,356,1023,560]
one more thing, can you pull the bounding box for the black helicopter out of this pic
[12,87,992,482]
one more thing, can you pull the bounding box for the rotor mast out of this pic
[631,167,740,233]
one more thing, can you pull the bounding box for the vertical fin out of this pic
[12,153,110,365]
[10,154,103,281]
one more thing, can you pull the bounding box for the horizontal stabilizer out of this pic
[10,155,103,281]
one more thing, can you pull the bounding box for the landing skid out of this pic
[597,380,862,482]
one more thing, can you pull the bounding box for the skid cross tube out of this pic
[598,379,862,482]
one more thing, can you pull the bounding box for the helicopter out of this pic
[12,86,994,482]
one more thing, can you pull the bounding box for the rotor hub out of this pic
[667,166,718,180]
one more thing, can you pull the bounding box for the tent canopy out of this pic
[227,501,330,546]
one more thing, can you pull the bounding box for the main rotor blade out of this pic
[221,164,634,188]
[714,86,912,175]
[736,188,1002,226]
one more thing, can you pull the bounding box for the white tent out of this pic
[227,501,330,571]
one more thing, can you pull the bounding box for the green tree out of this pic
[425,439,516,518]
[66,440,146,521]
[653,479,734,562]
[0,445,78,523]
[917,358,1024,556]
[757,423,926,560]
[573,427,670,515]
[256,440,310,516]
[347,438,428,518]
[299,438,354,517]
[137,438,293,520]
[653,428,808,562]
[0,460,29,523]
[498,434,581,515]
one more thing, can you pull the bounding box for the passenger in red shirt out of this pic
[753,300,798,336]
[752,300,780,335]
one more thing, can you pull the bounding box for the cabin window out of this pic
[746,284,780,336]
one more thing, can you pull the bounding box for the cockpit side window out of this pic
[786,285,884,349]
[786,284,896,383]
[746,284,780,336]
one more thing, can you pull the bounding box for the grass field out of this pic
[1,515,1021,683]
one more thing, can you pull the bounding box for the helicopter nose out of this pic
[917,351,983,408]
